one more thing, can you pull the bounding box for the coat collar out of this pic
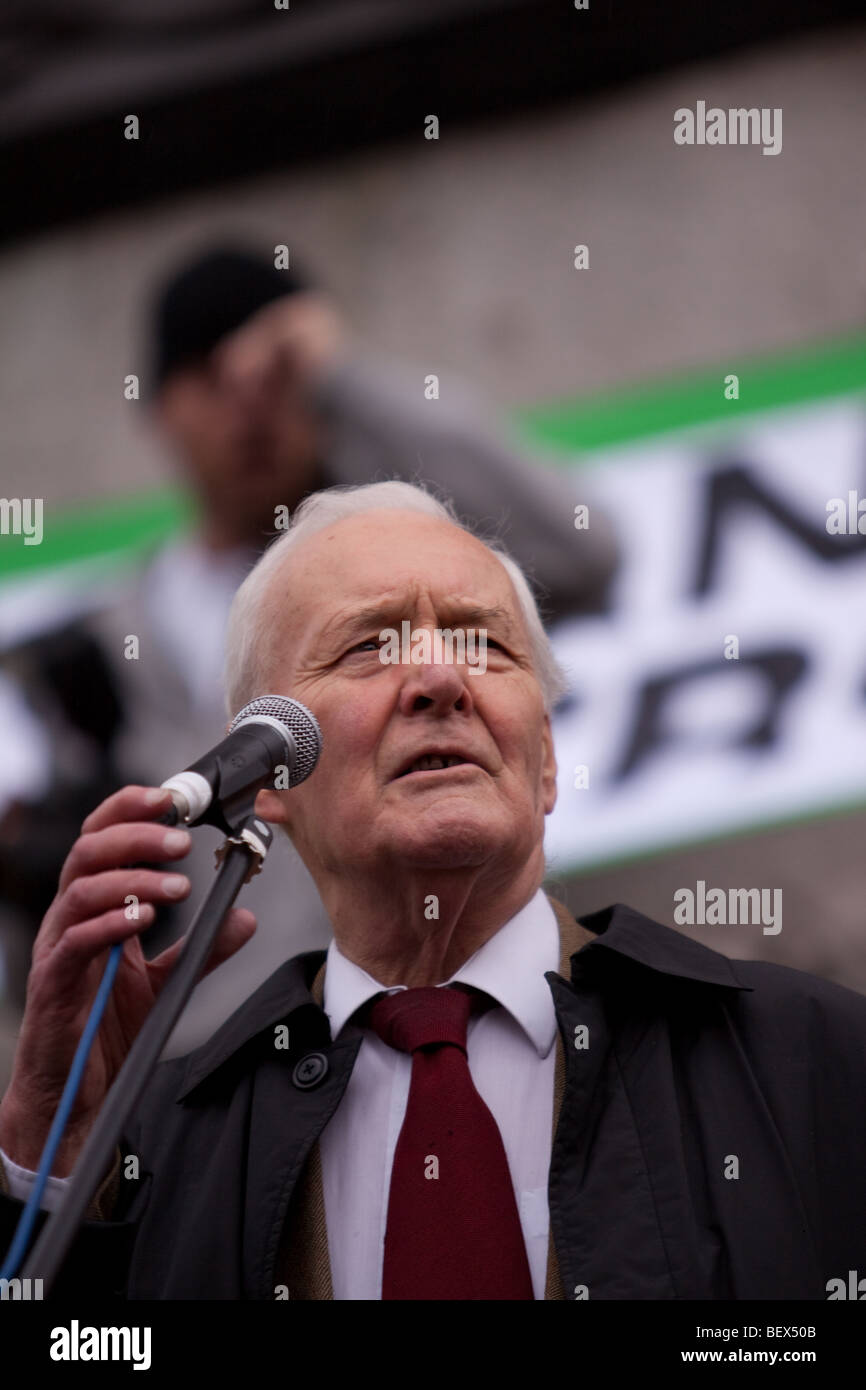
[177,947,328,1101]
[573,901,753,990]
[176,898,751,1102]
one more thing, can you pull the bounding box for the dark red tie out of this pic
[367,985,534,1300]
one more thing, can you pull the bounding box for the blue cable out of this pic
[0,941,123,1281]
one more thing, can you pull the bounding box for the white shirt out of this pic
[319,888,560,1299]
[2,889,560,1299]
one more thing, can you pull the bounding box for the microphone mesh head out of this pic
[227,695,322,787]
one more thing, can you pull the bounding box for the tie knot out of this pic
[367,985,472,1054]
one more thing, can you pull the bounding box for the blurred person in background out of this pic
[0,243,617,1049]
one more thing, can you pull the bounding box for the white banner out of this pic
[546,397,866,871]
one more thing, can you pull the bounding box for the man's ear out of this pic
[254,787,290,826]
[541,714,558,815]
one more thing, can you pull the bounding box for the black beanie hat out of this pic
[150,245,310,390]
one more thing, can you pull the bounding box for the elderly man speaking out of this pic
[0,481,864,1301]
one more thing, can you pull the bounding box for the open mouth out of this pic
[396,753,478,777]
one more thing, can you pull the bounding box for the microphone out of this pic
[159,694,322,830]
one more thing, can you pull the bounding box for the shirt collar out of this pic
[177,896,751,1102]
[323,887,560,1059]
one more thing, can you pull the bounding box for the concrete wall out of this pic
[2,27,864,505]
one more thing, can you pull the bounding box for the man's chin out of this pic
[381,808,501,871]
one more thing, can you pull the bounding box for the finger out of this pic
[215,300,293,384]
[47,905,156,987]
[148,907,256,989]
[81,785,175,836]
[214,334,271,396]
[58,823,191,895]
[49,869,191,938]
[202,907,257,977]
[271,342,302,393]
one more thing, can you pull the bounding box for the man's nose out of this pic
[397,656,474,716]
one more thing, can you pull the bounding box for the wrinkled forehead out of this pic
[262,512,523,642]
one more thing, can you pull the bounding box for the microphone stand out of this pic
[21,797,273,1294]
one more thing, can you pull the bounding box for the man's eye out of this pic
[347,638,381,654]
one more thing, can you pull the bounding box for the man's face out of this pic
[155,358,320,545]
[255,512,558,889]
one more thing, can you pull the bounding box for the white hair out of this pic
[223,480,569,717]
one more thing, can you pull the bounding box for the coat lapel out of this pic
[616,990,822,1298]
[277,961,333,1299]
[543,898,598,1299]
[285,896,592,1299]
[541,900,821,1298]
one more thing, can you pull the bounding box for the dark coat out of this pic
[2,900,864,1300]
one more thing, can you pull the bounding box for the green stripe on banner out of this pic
[0,488,195,579]
[3,330,866,580]
[517,329,866,455]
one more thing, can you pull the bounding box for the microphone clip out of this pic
[214,817,274,883]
